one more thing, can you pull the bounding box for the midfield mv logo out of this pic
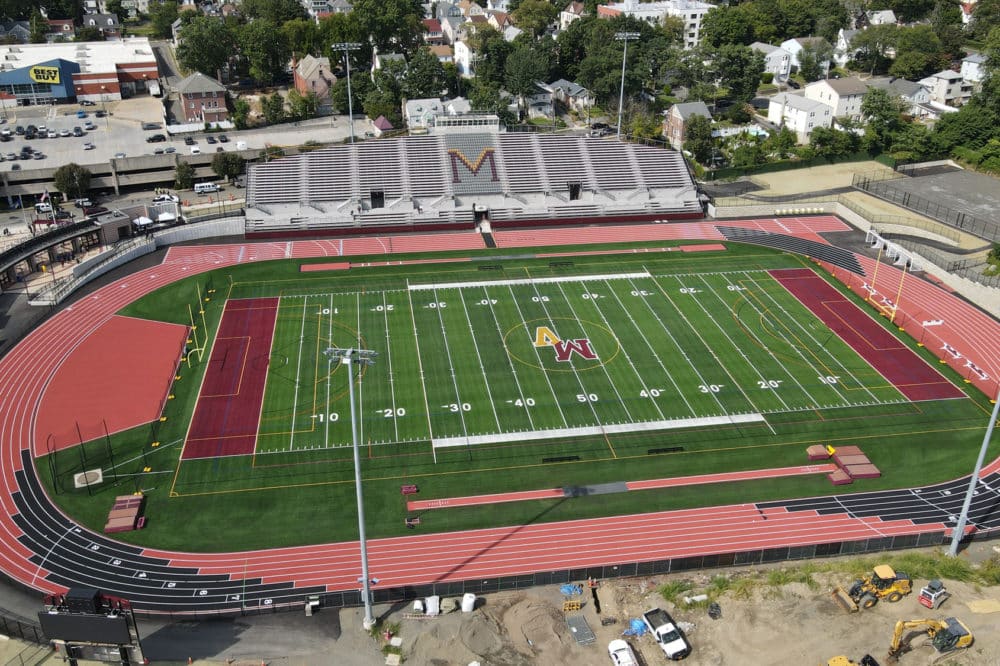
[533,326,598,363]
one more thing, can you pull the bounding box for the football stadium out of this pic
[0,134,999,617]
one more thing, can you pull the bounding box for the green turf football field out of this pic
[38,243,997,551]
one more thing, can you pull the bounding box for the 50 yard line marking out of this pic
[506,284,569,427]
[288,296,309,451]
[406,281,436,452]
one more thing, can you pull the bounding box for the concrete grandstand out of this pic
[244,133,703,237]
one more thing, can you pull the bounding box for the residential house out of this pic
[175,71,228,124]
[445,97,472,114]
[429,44,454,64]
[779,36,832,73]
[598,0,714,50]
[436,1,463,20]
[307,0,331,17]
[804,77,868,121]
[372,51,406,80]
[834,28,859,68]
[486,0,510,10]
[865,76,931,117]
[525,85,554,119]
[867,9,897,25]
[560,1,587,31]
[750,42,791,81]
[767,93,833,143]
[404,97,445,131]
[503,26,523,41]
[960,53,986,86]
[441,15,467,44]
[371,115,394,137]
[293,55,335,110]
[457,0,487,18]
[81,14,121,39]
[663,100,711,150]
[454,40,475,76]
[329,0,353,13]
[540,79,594,114]
[0,21,30,43]
[46,19,75,41]
[487,11,512,32]
[422,18,446,45]
[919,69,973,107]
[961,2,976,27]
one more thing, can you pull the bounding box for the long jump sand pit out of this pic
[750,160,893,194]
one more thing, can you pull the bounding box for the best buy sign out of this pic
[29,66,60,84]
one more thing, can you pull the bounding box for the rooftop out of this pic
[0,37,155,74]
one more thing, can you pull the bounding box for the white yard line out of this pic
[325,294,334,447]
[482,286,536,430]
[382,292,399,443]
[408,272,650,291]
[288,296,309,451]
[406,283,436,448]
[458,289,503,433]
[356,292,365,446]
[506,284,569,427]
[554,281,634,421]
[432,287,471,438]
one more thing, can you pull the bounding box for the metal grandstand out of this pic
[244,134,702,236]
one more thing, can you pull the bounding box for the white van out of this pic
[194,182,219,194]
[35,202,52,214]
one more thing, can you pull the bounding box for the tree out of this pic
[239,20,290,85]
[177,16,236,77]
[797,41,833,82]
[147,1,179,39]
[861,87,903,151]
[699,5,754,47]
[468,26,512,87]
[348,0,424,54]
[512,0,559,39]
[53,163,91,200]
[240,0,307,23]
[175,160,195,190]
[361,86,401,126]
[282,18,321,60]
[684,114,714,164]
[504,45,547,115]
[105,0,125,21]
[889,0,937,22]
[74,26,104,42]
[850,24,897,74]
[262,93,286,126]
[404,47,447,99]
[730,134,768,168]
[972,0,1000,38]
[713,44,765,103]
[810,125,858,157]
[28,9,47,43]
[232,97,251,130]
[889,25,946,79]
[286,89,319,120]
[211,152,246,183]
[767,126,798,158]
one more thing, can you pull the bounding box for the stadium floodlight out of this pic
[331,42,362,144]
[614,32,640,141]
[324,346,378,629]
[948,387,1000,556]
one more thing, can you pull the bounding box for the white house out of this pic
[867,9,897,25]
[404,98,445,131]
[560,1,587,31]
[865,77,931,117]
[767,93,833,143]
[960,53,986,85]
[780,36,832,72]
[804,77,868,121]
[919,70,973,107]
[453,39,475,76]
[834,28,859,67]
[597,0,714,50]
[750,42,791,80]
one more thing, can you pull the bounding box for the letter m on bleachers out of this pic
[448,148,499,184]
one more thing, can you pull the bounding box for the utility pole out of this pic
[948,389,1000,556]
[323,346,378,629]
[615,32,639,141]
[331,43,362,144]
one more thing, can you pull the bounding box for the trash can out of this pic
[461,593,476,613]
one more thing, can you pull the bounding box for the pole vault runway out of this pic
[1,223,999,614]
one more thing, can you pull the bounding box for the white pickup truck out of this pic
[642,608,691,660]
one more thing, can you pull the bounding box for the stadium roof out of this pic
[246,134,701,234]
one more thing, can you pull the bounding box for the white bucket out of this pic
[461,593,476,612]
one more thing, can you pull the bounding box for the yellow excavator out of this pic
[827,656,880,666]
[831,564,912,612]
[886,617,974,663]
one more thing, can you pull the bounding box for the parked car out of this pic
[59,129,71,137]
[82,142,95,150]
[14,125,24,135]
[153,147,165,155]
[184,136,195,145]
[786,79,801,89]
[152,193,179,203]
[80,100,96,106]
[54,210,71,219]
[76,110,87,118]
[72,126,83,137]
[74,198,94,208]
[4,152,16,161]
[146,134,167,143]
[164,146,176,154]
[206,136,217,144]
[25,124,37,134]
[33,152,44,159]
[218,134,229,143]
[83,121,96,131]
[47,130,57,138]
[10,163,19,170]
[141,122,161,130]
[113,152,126,159]
[95,110,106,118]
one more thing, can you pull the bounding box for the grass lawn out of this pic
[37,240,998,552]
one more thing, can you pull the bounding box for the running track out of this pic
[2,219,1000,614]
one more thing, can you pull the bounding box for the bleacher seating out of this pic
[716,226,863,274]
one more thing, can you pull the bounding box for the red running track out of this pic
[771,269,963,402]
[0,223,992,607]
[181,298,278,460]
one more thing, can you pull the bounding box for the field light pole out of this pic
[615,32,639,141]
[324,346,378,629]
[331,42,361,144]
[948,388,1000,556]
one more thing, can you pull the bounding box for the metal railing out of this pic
[0,613,46,645]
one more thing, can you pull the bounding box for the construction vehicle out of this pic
[918,580,951,609]
[827,657,880,666]
[886,617,973,663]
[831,564,912,612]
